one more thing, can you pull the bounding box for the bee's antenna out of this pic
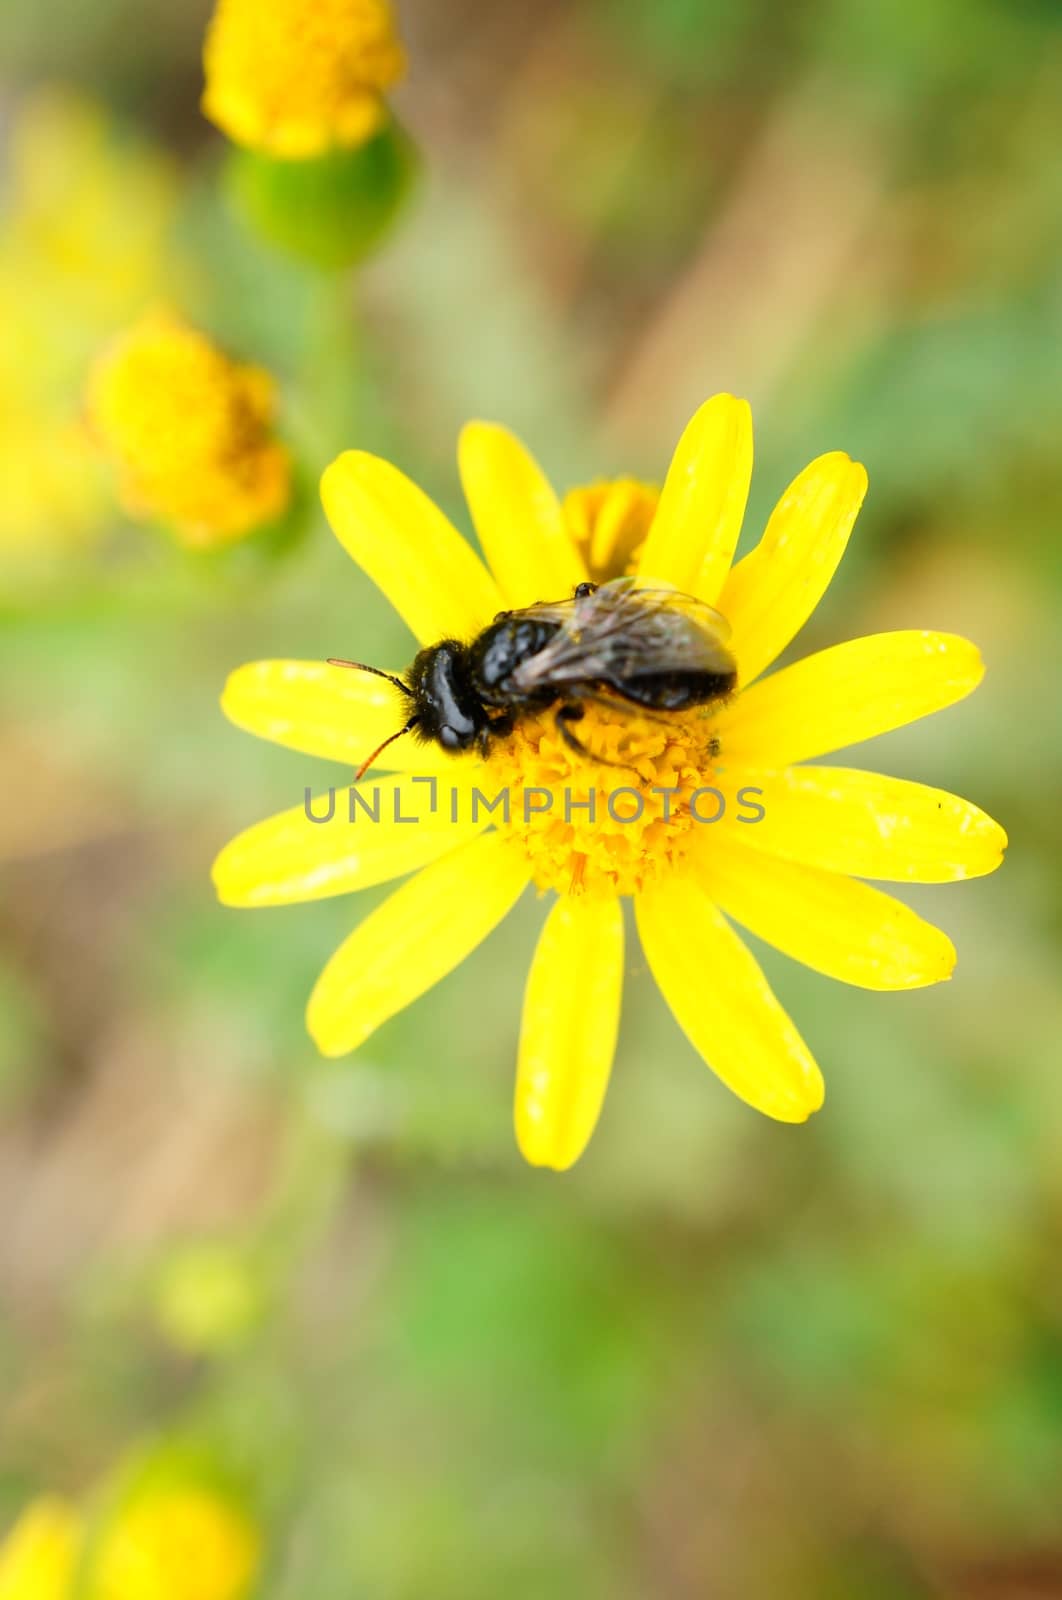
[354,716,421,783]
[327,659,413,698]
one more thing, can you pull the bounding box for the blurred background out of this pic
[2,0,1061,1594]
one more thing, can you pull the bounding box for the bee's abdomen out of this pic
[616,668,737,711]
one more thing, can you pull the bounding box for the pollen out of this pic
[563,478,660,584]
[202,0,406,160]
[86,313,291,548]
[486,699,722,900]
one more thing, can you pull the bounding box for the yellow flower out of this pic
[1,91,181,331]
[0,1498,81,1600]
[213,397,1007,1170]
[86,313,291,549]
[202,0,406,160]
[92,1487,258,1600]
[0,91,185,559]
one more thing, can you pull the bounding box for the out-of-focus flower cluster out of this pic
[0,92,187,564]
[202,0,416,269]
[86,313,291,549]
[202,0,406,160]
[0,1473,259,1600]
[1,4,417,578]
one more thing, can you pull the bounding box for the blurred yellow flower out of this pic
[93,1487,258,1600]
[0,91,185,560]
[1,91,180,328]
[154,1242,262,1356]
[202,0,406,160]
[0,1498,81,1600]
[86,313,291,549]
[0,404,103,556]
[214,397,1007,1170]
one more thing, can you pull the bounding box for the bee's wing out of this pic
[496,595,580,627]
[627,578,733,643]
[511,577,735,689]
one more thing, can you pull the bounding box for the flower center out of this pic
[202,0,406,159]
[485,699,723,899]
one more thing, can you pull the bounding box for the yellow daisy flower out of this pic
[202,0,406,161]
[213,395,1006,1170]
[85,312,291,550]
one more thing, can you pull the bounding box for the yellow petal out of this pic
[636,393,753,601]
[718,631,985,766]
[635,875,824,1122]
[514,895,624,1172]
[458,422,587,608]
[321,451,504,645]
[221,660,453,773]
[714,766,1007,882]
[718,452,868,687]
[307,832,529,1056]
[212,772,485,906]
[690,835,955,989]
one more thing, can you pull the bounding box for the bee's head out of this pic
[407,641,486,751]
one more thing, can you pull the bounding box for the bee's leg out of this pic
[554,703,591,758]
[555,704,637,773]
[475,711,515,758]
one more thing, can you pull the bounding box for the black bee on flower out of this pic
[330,576,738,777]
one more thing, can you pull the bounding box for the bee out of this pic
[330,577,738,779]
